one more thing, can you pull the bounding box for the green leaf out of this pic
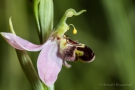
[39,0,53,43]
[16,50,44,90]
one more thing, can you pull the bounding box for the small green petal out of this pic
[9,17,16,35]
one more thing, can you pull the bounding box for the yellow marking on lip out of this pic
[75,49,84,56]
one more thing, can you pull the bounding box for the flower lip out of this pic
[61,35,95,62]
[76,46,95,62]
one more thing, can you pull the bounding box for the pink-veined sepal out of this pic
[37,40,63,87]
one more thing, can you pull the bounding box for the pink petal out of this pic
[1,32,44,51]
[37,40,63,87]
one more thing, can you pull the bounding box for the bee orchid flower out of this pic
[1,9,95,87]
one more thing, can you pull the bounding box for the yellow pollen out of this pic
[69,24,77,34]
[73,28,77,34]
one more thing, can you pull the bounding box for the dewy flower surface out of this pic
[1,9,95,87]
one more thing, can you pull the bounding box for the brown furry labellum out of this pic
[59,35,95,63]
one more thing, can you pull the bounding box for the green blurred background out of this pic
[0,0,135,90]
